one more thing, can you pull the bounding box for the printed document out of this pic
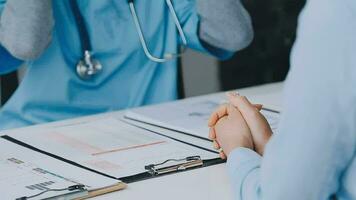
[0,138,119,200]
[125,95,280,140]
[9,118,218,178]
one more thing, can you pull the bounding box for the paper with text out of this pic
[0,138,119,200]
[125,95,280,140]
[9,118,217,178]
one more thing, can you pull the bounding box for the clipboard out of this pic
[1,116,224,198]
[16,183,127,200]
[2,131,224,185]
[116,120,225,183]
[120,156,224,184]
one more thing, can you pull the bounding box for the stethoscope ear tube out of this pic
[128,0,188,63]
[70,0,91,52]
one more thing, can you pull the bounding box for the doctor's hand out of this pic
[209,104,254,159]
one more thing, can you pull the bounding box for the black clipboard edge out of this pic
[123,115,212,142]
[120,118,218,154]
[2,129,224,184]
[119,158,225,184]
[2,135,224,184]
[1,135,118,180]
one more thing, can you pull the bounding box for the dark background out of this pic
[219,0,306,90]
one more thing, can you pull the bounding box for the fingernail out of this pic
[213,142,219,149]
[220,152,227,160]
[226,92,236,97]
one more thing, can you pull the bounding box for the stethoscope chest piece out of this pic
[76,51,102,80]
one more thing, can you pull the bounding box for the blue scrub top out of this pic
[0,0,226,130]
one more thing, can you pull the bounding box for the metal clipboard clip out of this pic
[144,156,203,176]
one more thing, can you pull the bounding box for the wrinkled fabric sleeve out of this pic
[0,0,22,74]
[174,0,246,60]
[0,0,53,61]
[196,0,253,52]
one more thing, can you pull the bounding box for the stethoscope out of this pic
[70,0,188,80]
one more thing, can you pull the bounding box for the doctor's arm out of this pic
[196,0,253,52]
[0,0,53,61]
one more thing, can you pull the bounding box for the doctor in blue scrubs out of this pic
[0,0,253,130]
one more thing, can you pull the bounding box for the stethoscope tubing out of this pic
[70,0,92,53]
[128,0,188,63]
[71,0,188,79]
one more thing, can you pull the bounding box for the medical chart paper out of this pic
[8,118,218,179]
[0,138,119,200]
[121,117,216,152]
[125,95,280,140]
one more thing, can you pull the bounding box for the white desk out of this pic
[2,82,284,200]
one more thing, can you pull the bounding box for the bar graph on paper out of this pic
[0,156,80,199]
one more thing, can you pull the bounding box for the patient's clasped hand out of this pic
[208,92,272,159]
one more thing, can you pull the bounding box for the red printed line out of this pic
[92,141,166,156]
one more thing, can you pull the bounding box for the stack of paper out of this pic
[125,95,280,140]
[0,138,122,200]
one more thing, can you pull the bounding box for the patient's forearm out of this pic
[197,0,253,52]
[0,0,54,60]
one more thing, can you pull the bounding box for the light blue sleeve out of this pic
[173,0,233,60]
[226,0,356,199]
[227,148,262,200]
